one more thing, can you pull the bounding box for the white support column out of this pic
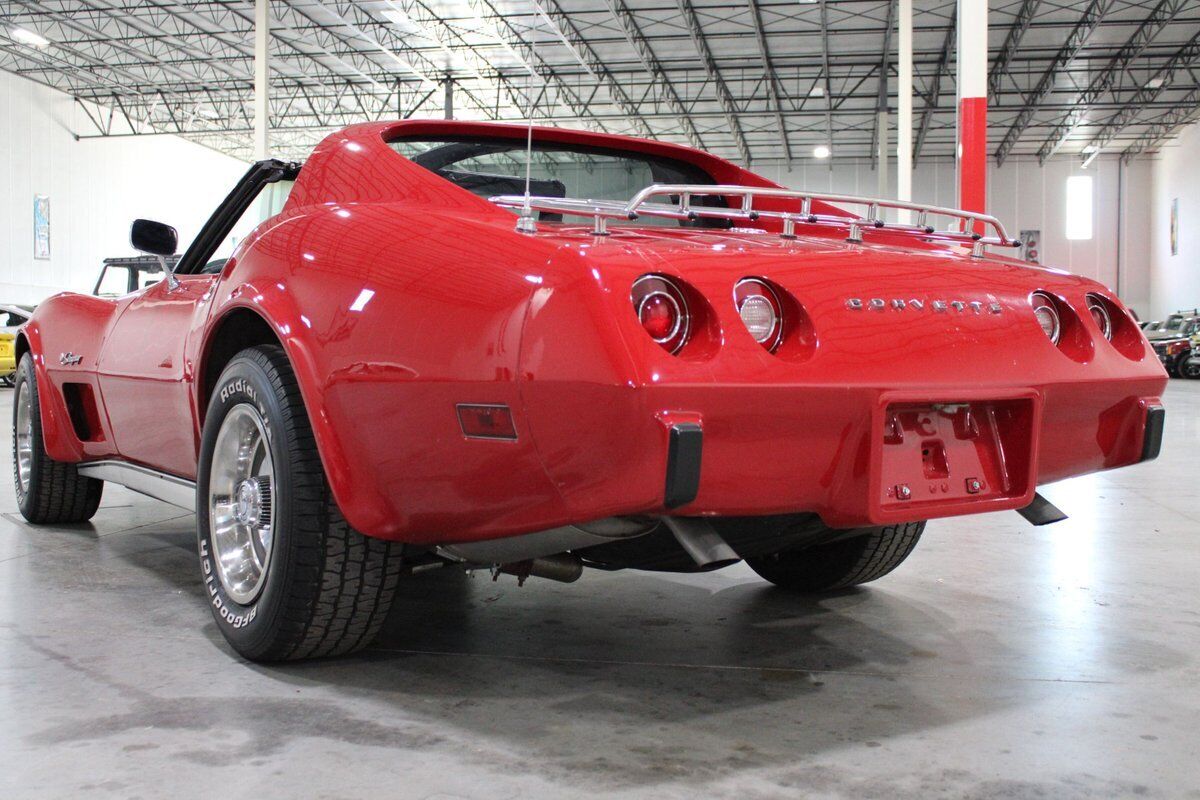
[877,110,889,202]
[253,0,270,161]
[897,0,913,223]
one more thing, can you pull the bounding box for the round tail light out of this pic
[631,275,690,354]
[1031,292,1061,345]
[1085,293,1113,340]
[733,278,784,352]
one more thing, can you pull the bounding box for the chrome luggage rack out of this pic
[490,184,1020,258]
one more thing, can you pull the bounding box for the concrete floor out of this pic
[1,385,1198,800]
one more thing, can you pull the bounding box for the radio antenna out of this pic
[515,28,538,233]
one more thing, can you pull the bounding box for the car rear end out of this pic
[515,229,1167,530]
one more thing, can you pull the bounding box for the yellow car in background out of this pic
[0,332,15,387]
[0,304,33,387]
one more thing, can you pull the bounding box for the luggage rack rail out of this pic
[491,184,1020,258]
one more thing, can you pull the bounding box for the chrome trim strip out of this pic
[77,460,196,512]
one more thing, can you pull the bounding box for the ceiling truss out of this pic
[0,0,1196,165]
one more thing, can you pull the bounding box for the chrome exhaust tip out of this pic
[662,517,740,569]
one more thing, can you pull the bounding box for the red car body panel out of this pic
[21,120,1167,545]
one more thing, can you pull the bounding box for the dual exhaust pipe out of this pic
[495,518,739,585]
[480,491,1069,586]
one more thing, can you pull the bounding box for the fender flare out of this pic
[16,324,86,463]
[199,287,394,534]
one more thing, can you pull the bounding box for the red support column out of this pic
[956,0,988,218]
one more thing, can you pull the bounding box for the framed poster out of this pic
[1170,198,1179,256]
[1019,229,1040,264]
[33,195,50,260]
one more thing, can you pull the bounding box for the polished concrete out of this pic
[1,383,1198,800]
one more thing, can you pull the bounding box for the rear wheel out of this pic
[11,353,103,524]
[197,345,402,661]
[744,521,924,593]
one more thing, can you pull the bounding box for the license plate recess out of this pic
[877,398,1036,517]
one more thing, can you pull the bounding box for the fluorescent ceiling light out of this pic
[810,85,826,97]
[813,145,831,159]
[10,27,49,48]
[1081,145,1097,154]
[1145,76,1165,89]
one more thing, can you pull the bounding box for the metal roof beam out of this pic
[746,0,791,164]
[675,0,752,164]
[870,0,895,171]
[1122,85,1200,159]
[818,0,834,157]
[988,0,1041,97]
[464,0,616,133]
[914,7,954,165]
[1036,0,1186,162]
[994,0,1113,166]
[1080,30,1200,161]
[602,0,704,149]
[529,0,656,138]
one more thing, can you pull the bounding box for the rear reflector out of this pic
[456,404,517,440]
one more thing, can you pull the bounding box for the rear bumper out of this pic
[519,378,1165,532]
[328,369,1165,544]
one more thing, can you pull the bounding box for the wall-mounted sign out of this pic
[1019,229,1040,264]
[34,195,50,260]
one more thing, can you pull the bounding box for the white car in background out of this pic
[0,304,34,334]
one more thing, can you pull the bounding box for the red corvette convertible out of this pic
[13,120,1166,661]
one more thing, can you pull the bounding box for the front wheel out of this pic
[1180,357,1200,380]
[197,345,402,661]
[11,353,103,524]
[744,521,924,593]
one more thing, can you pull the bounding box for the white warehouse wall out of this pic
[1148,118,1200,319]
[767,155,1153,317]
[0,70,248,305]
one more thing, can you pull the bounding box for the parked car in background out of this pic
[92,255,181,297]
[0,306,33,386]
[1141,320,1162,331]
[1181,320,1200,379]
[1147,315,1198,376]
[0,333,15,387]
[0,304,34,334]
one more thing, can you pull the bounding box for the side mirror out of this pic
[130,219,179,290]
[130,218,177,256]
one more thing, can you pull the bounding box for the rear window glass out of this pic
[387,136,726,227]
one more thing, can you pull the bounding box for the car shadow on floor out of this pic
[104,527,1027,792]
[263,569,1013,789]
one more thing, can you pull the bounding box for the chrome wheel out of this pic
[15,378,33,495]
[208,404,275,605]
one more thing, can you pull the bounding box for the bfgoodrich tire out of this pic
[11,353,103,524]
[196,345,402,661]
[745,521,925,593]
